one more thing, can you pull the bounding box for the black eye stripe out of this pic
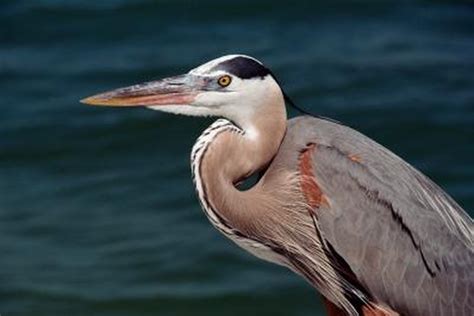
[213,56,270,80]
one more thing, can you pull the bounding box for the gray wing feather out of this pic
[279,116,473,315]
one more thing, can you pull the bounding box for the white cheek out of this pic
[194,92,226,108]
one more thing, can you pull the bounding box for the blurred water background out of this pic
[1,0,473,315]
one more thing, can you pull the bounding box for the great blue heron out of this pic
[82,55,473,316]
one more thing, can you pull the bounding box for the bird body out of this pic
[191,114,473,316]
[271,117,473,315]
[82,55,473,316]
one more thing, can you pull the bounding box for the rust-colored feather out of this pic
[299,143,329,210]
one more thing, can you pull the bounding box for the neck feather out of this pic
[191,101,287,236]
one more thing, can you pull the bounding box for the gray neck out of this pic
[191,101,287,236]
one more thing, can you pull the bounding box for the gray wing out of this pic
[280,116,474,316]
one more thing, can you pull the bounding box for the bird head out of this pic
[81,55,284,125]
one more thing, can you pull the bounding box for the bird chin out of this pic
[148,104,215,117]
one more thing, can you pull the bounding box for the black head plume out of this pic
[213,56,271,80]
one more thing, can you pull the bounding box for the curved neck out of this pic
[211,106,286,182]
[191,95,287,234]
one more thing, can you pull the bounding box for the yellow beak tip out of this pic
[80,97,96,105]
[80,96,112,106]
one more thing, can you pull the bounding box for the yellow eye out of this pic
[218,75,232,87]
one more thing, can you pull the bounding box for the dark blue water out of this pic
[1,1,473,315]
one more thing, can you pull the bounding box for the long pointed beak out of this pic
[81,74,199,107]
